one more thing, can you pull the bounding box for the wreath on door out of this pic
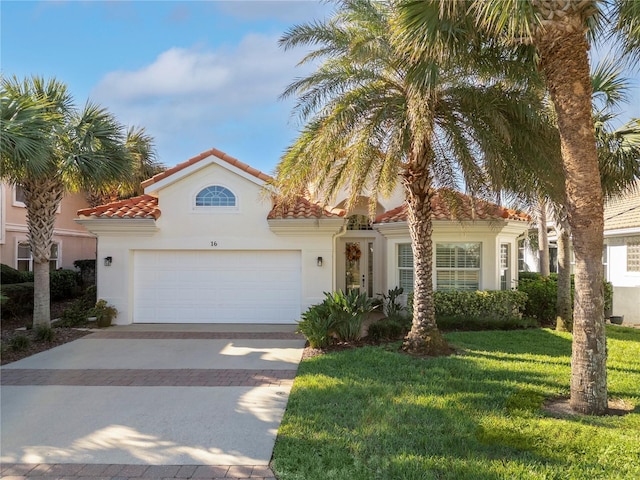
[346,243,361,262]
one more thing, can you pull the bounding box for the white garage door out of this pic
[133,250,301,323]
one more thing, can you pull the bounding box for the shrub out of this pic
[34,325,54,342]
[435,290,528,321]
[50,269,81,301]
[0,264,28,284]
[74,259,96,287]
[56,286,97,327]
[297,290,376,346]
[82,285,98,306]
[379,286,406,318]
[0,282,34,318]
[517,272,613,324]
[436,315,538,331]
[93,299,118,327]
[9,334,30,351]
[57,301,91,327]
[296,304,335,349]
[604,280,613,317]
[517,276,557,324]
[367,318,406,342]
[324,290,375,342]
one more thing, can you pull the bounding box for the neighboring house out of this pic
[0,182,96,272]
[603,187,640,324]
[76,148,530,325]
[517,186,640,325]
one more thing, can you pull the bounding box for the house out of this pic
[516,186,640,325]
[75,148,530,325]
[603,186,640,324]
[0,183,96,272]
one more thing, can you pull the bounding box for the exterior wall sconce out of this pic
[104,256,112,267]
[317,256,323,267]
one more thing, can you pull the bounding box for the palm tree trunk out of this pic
[23,178,64,328]
[537,19,607,415]
[401,147,449,356]
[555,216,572,332]
[32,260,51,328]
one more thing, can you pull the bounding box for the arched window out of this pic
[195,186,236,207]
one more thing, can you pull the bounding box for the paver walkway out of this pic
[1,326,306,479]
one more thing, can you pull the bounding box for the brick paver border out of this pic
[88,331,302,340]
[0,368,297,387]
[0,463,276,479]
[0,330,300,479]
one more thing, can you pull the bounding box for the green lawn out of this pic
[272,326,640,480]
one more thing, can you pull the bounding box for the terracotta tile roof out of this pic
[268,197,346,219]
[374,190,530,223]
[141,147,272,189]
[77,194,160,220]
[604,186,640,231]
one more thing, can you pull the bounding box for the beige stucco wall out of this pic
[377,220,527,293]
[82,161,343,325]
[612,287,640,325]
[0,183,96,270]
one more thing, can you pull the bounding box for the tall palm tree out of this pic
[274,0,555,356]
[555,61,640,333]
[0,76,130,327]
[396,0,640,413]
[86,126,164,207]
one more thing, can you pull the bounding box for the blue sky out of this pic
[2,1,639,175]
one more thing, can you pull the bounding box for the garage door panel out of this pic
[133,250,301,324]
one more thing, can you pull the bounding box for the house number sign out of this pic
[210,241,218,247]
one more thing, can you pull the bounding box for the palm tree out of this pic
[0,76,131,327]
[86,126,164,207]
[396,0,640,413]
[555,61,640,333]
[274,0,555,356]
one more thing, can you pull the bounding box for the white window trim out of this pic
[16,239,60,272]
[12,186,61,213]
[397,243,414,293]
[12,186,26,208]
[500,243,511,290]
[192,184,239,213]
[627,240,640,273]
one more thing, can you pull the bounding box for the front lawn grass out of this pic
[272,326,640,480]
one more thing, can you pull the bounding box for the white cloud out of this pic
[92,32,308,109]
[94,48,230,100]
[90,32,314,168]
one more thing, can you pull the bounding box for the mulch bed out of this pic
[301,338,398,360]
[1,300,97,366]
[543,397,634,417]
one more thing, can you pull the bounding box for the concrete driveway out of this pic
[1,324,306,479]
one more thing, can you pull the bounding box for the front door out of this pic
[344,239,374,297]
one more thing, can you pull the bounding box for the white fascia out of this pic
[268,218,345,236]
[74,218,158,237]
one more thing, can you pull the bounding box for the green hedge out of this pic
[403,289,532,331]
[50,269,81,301]
[434,290,528,321]
[74,259,96,287]
[517,272,613,325]
[0,268,81,319]
[0,282,34,317]
[0,264,28,284]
